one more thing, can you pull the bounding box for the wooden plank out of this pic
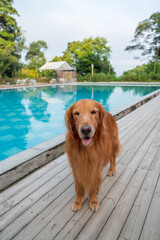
[138,129,160,170]
[56,168,147,240]
[0,160,69,216]
[13,162,124,240]
[34,164,126,240]
[119,104,157,146]
[0,154,67,204]
[97,129,160,240]
[0,167,71,232]
[0,173,74,240]
[118,94,160,125]
[121,120,160,169]
[119,101,158,138]
[119,118,160,240]
[150,145,160,173]
[117,95,159,131]
[114,101,159,167]
[119,107,160,166]
[118,102,158,141]
[119,170,159,240]
[117,94,155,127]
[98,168,148,240]
[13,184,75,240]
[33,117,160,240]
[13,164,119,240]
[117,102,160,167]
[117,104,160,168]
[139,175,160,240]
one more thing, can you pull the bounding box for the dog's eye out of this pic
[73,112,80,116]
[91,110,97,114]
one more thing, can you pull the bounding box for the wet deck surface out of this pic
[0,95,160,240]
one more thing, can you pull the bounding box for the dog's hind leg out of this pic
[107,154,116,176]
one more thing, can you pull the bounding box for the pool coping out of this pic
[0,81,160,91]
[0,87,160,191]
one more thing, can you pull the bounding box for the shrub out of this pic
[149,72,157,80]
[77,73,117,82]
[17,68,36,79]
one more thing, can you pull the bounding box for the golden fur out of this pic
[65,99,121,211]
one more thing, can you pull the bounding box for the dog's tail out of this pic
[115,138,122,157]
[115,126,122,157]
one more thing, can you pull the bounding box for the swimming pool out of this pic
[0,84,159,161]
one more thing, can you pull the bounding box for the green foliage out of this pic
[51,37,114,75]
[77,73,117,82]
[25,40,48,70]
[17,67,55,82]
[40,70,56,78]
[0,0,24,79]
[52,56,64,62]
[1,3,160,83]
[120,61,160,81]
[0,0,20,38]
[125,12,160,72]
[17,67,36,79]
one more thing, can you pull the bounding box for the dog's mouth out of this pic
[81,137,92,146]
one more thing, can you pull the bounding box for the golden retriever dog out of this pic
[65,99,121,212]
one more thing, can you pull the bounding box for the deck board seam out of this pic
[138,173,160,240]
[117,146,160,240]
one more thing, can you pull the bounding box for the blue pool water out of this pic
[0,84,159,161]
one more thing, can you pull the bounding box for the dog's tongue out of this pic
[82,137,92,146]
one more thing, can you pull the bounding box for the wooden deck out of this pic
[0,95,160,240]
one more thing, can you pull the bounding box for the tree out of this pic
[25,40,48,73]
[52,37,114,75]
[52,55,63,62]
[125,12,160,73]
[0,0,24,79]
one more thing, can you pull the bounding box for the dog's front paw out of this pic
[89,200,99,212]
[107,169,116,176]
[72,200,82,211]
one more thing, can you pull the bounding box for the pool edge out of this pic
[0,88,160,191]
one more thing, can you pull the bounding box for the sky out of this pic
[14,0,160,76]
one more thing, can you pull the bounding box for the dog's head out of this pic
[65,99,105,147]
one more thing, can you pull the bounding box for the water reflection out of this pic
[0,85,159,160]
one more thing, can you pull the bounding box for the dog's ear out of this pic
[65,106,74,133]
[97,102,105,128]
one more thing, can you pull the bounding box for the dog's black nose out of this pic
[80,125,92,135]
